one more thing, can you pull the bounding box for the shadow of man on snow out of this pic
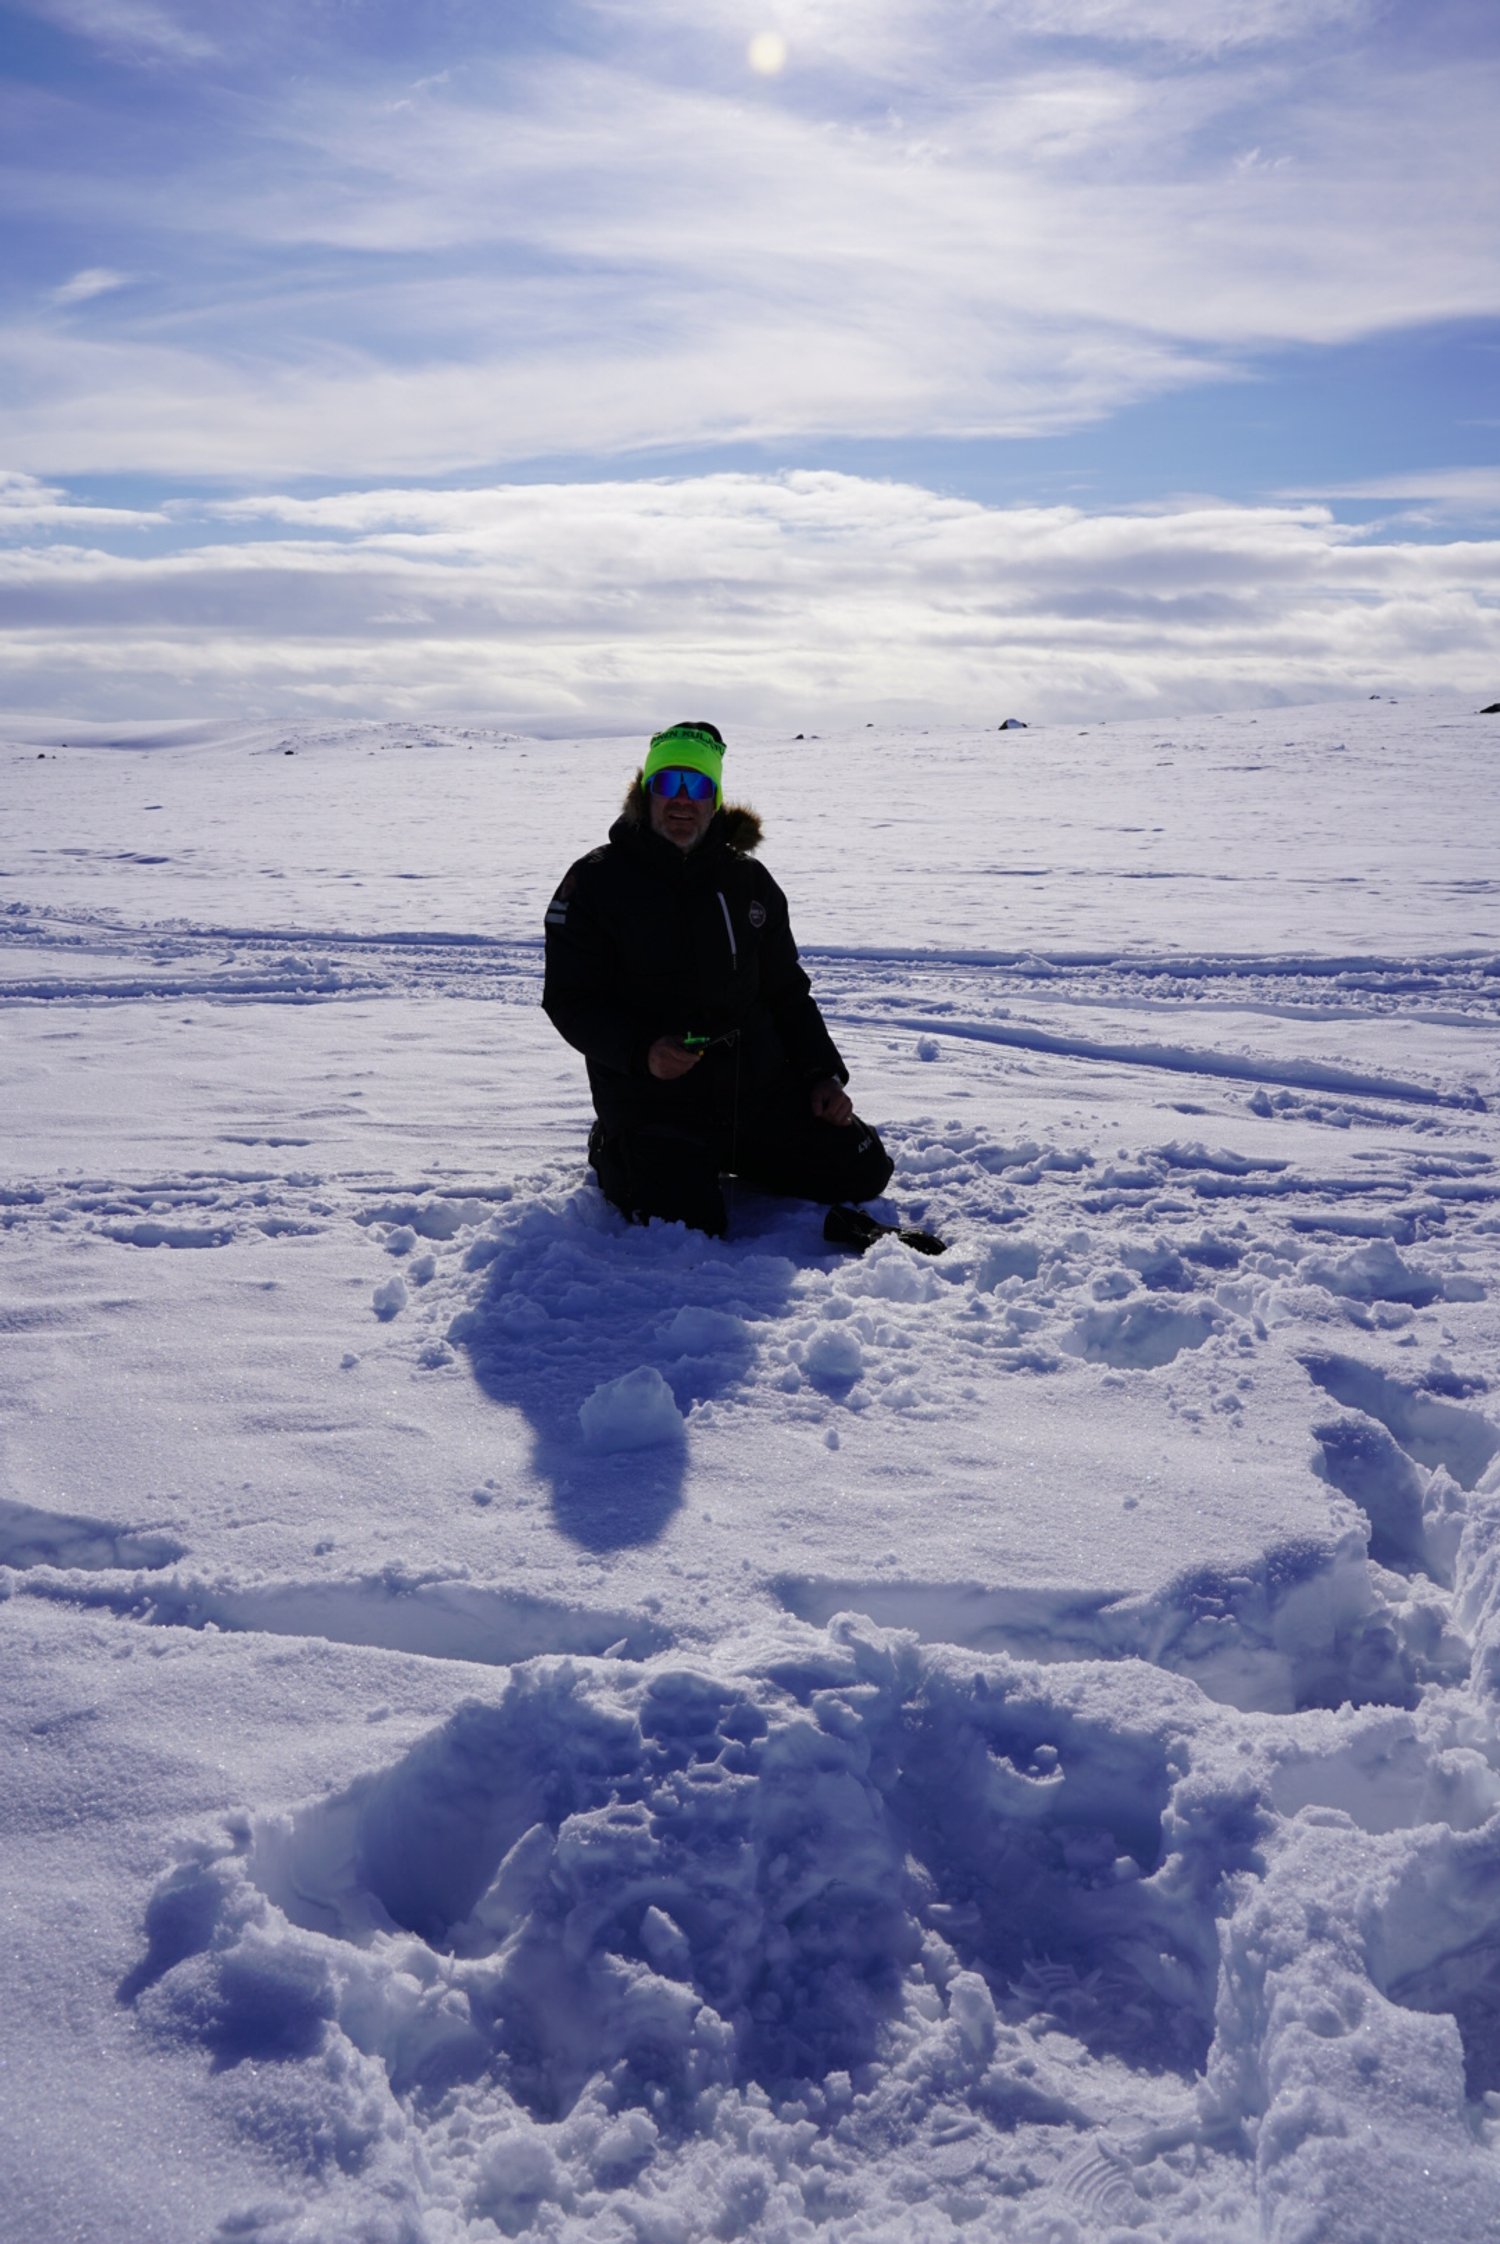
[450,1183,800,1552]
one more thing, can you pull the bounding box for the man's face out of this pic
[648,770,716,852]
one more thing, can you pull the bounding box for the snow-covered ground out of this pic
[3,697,1499,2244]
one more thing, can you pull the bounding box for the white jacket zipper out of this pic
[717,890,738,967]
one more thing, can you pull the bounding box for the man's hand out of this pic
[648,1036,702,1081]
[810,1076,854,1125]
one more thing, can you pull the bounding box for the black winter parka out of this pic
[542,791,846,1135]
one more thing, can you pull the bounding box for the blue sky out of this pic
[2,0,1497,724]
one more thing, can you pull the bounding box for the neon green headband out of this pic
[643,723,724,806]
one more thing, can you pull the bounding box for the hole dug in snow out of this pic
[888,1662,1226,2079]
[126,1623,1254,2226]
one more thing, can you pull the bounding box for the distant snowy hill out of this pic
[3,699,1498,2242]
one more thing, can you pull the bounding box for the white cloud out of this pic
[249,47,1496,354]
[607,0,1376,75]
[1007,0,1374,53]
[0,469,165,531]
[1284,467,1500,513]
[2,471,1495,725]
[5,37,1498,481]
[2,7,1495,487]
[0,308,1230,479]
[50,267,133,306]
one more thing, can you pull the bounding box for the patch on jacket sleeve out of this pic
[748,900,767,929]
[544,868,577,930]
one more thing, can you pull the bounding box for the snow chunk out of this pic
[371,1275,407,1321]
[803,1325,864,1390]
[578,1365,684,1452]
[843,1237,942,1302]
[1066,1297,1218,1369]
[659,1304,749,1354]
[588,2108,658,2184]
[1302,1239,1444,1308]
[103,1220,234,1249]
[358,1196,488,1240]
[1156,1139,1288,1177]
[473,2126,566,2229]
[975,1236,1040,1288]
[1445,1271,1487,1303]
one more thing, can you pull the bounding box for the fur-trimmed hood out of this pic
[618,774,763,854]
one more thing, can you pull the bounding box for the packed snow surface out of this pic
[3,698,1499,2242]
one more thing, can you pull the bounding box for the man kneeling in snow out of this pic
[543,720,893,1237]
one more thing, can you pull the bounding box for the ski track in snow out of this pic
[4,710,1500,2242]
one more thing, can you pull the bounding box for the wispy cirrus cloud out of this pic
[1285,466,1500,512]
[0,307,1228,480]
[1007,0,1376,52]
[600,0,1380,81]
[49,265,132,305]
[2,471,1494,724]
[4,29,1498,481]
[11,0,219,61]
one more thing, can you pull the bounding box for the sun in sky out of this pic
[747,29,789,74]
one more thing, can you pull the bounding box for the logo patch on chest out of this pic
[748,901,767,929]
